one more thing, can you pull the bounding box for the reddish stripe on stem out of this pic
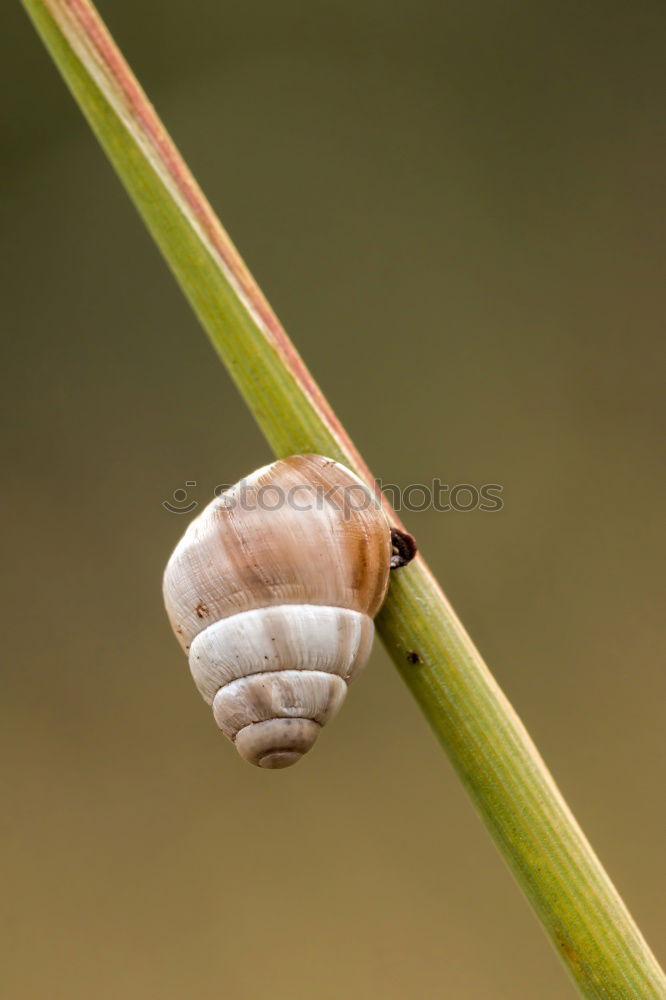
[54,0,374,488]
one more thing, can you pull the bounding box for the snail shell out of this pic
[163,455,392,768]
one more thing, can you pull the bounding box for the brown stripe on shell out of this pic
[163,455,392,649]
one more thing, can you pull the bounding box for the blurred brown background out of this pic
[2,2,665,997]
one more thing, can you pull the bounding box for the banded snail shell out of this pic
[163,455,392,769]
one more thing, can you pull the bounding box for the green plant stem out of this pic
[21,2,666,996]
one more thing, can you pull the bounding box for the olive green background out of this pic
[3,2,665,997]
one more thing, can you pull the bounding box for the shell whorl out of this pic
[163,455,392,767]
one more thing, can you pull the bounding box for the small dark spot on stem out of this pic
[195,602,209,619]
[556,933,581,969]
[406,650,422,665]
[390,528,417,569]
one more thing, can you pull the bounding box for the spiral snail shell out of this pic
[163,455,392,769]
